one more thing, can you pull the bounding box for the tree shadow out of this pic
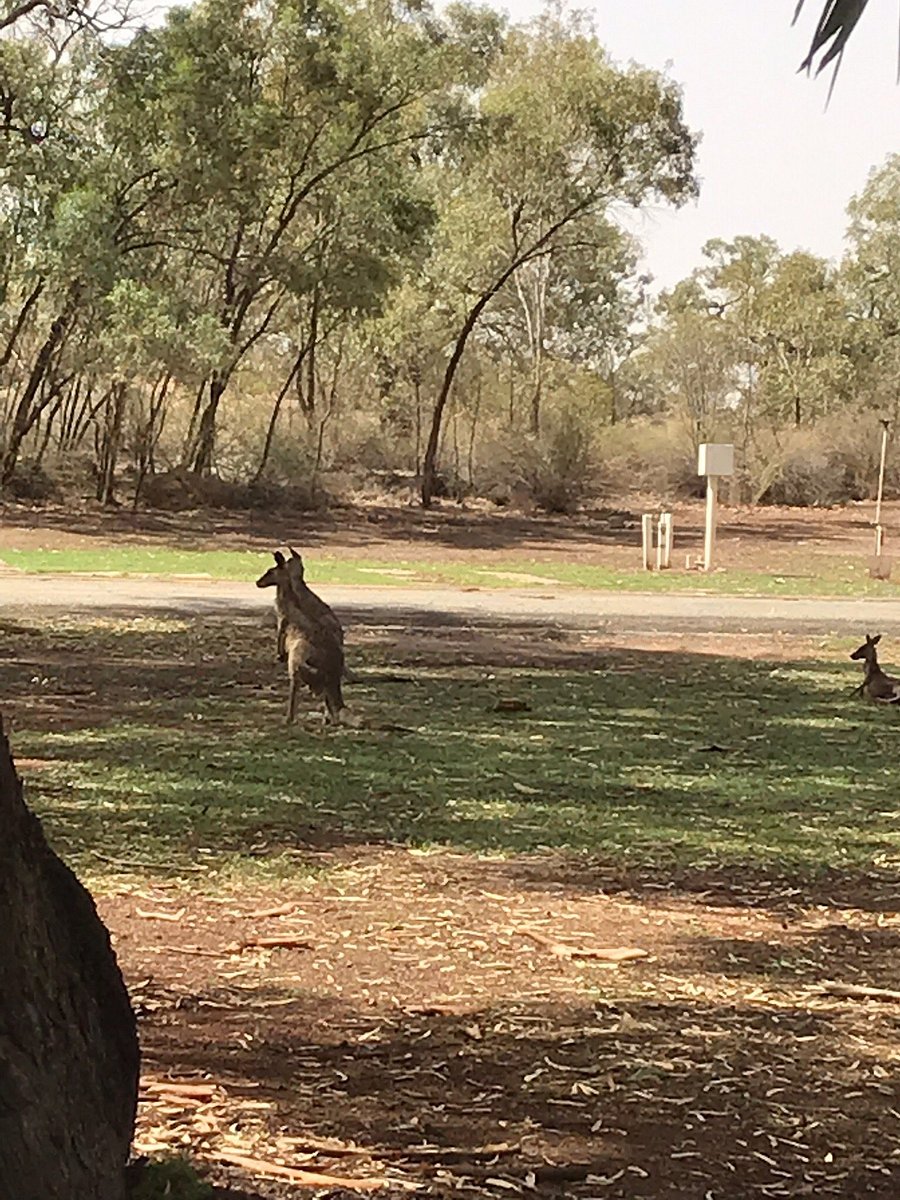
[135,986,900,1198]
[0,499,645,553]
[2,620,897,900]
[493,857,900,915]
[679,922,900,989]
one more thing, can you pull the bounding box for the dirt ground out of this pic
[42,625,890,1199]
[116,846,900,1199]
[4,553,899,1198]
[0,494,892,575]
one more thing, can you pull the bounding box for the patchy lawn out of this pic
[2,544,899,598]
[1,614,898,1197]
[1,495,899,598]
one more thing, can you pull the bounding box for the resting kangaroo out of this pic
[256,552,345,724]
[850,633,900,703]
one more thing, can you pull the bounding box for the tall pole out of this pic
[703,475,718,572]
[875,418,890,557]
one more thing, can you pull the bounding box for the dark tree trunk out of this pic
[0,721,139,1199]
[96,381,127,505]
[188,374,227,475]
[254,348,306,482]
[420,206,587,507]
[421,302,488,508]
[0,290,78,489]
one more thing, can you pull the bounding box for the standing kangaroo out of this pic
[850,633,900,703]
[256,552,345,724]
[285,547,358,682]
[285,547,344,645]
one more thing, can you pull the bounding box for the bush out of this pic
[502,408,599,514]
[596,418,701,501]
[5,460,61,502]
[755,414,892,507]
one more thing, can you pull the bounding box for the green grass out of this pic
[5,615,898,887]
[2,545,899,597]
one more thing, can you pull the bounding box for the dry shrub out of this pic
[498,408,599,514]
[754,413,896,507]
[6,460,61,501]
[597,417,701,500]
[140,469,325,512]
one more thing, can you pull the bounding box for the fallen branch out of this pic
[145,944,229,959]
[136,907,187,922]
[239,935,313,951]
[245,902,298,919]
[143,1080,220,1100]
[445,1161,603,1184]
[518,929,648,963]
[278,1136,519,1163]
[91,850,205,872]
[397,1142,519,1164]
[811,982,900,1003]
[210,1149,389,1190]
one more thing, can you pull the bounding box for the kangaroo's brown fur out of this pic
[850,633,900,703]
[286,547,344,643]
[256,552,345,724]
[285,547,358,682]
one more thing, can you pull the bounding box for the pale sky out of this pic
[504,0,900,289]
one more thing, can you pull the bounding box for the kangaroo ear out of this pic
[872,634,882,646]
[274,551,285,566]
[289,546,301,560]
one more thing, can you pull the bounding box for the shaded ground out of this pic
[0,494,893,578]
[119,851,900,1199]
[1,613,899,1196]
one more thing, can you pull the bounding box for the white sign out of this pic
[698,443,734,477]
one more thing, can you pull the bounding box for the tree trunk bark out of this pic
[420,201,589,507]
[188,374,227,475]
[0,721,139,1199]
[0,289,78,489]
[254,348,306,482]
[422,297,493,508]
[96,381,127,505]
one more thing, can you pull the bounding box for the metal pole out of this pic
[703,476,718,572]
[656,512,673,570]
[875,419,890,542]
[642,514,654,571]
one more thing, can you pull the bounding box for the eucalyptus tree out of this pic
[99,0,501,476]
[417,6,697,505]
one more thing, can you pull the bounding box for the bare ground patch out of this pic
[116,850,900,1198]
[0,495,891,577]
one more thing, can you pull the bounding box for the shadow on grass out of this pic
[136,987,900,1199]
[1,616,898,901]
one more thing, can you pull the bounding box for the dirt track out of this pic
[2,571,899,634]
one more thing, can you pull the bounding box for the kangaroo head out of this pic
[255,550,287,589]
[850,633,881,662]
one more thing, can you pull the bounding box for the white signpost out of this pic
[870,419,891,579]
[656,511,673,570]
[641,510,674,571]
[697,443,734,572]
